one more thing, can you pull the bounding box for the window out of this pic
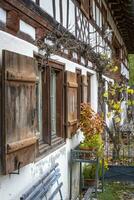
[41,60,64,148]
[50,70,57,137]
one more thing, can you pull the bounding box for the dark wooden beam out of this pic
[106,0,134,53]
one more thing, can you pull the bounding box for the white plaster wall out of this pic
[68,0,75,35]
[120,101,127,125]
[96,6,100,27]
[0,7,6,24]
[81,57,85,65]
[0,139,81,200]
[102,75,114,126]
[0,31,86,200]
[0,137,82,200]
[0,31,37,67]
[55,0,60,23]
[0,30,100,200]
[20,20,36,40]
[121,63,129,79]
[51,54,98,111]
[40,0,53,17]
[62,0,67,28]
[72,52,78,60]
[90,73,98,112]
[0,30,109,200]
[90,27,96,49]
[100,12,102,28]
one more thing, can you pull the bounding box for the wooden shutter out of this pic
[82,75,88,103]
[1,50,38,174]
[65,71,78,138]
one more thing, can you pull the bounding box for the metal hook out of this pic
[9,160,22,175]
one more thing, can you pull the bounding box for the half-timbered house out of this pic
[0,0,131,199]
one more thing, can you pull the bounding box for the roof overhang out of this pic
[106,0,134,53]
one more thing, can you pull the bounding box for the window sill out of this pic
[36,137,65,162]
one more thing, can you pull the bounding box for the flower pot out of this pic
[79,146,95,151]
[79,146,97,160]
[83,178,96,187]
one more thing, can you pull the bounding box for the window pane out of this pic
[50,70,57,137]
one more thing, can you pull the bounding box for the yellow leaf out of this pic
[127,100,132,106]
[115,117,121,123]
[103,92,108,98]
[118,109,123,113]
[113,103,120,110]
[127,88,134,94]
[107,112,111,118]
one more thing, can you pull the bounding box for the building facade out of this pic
[0,0,129,199]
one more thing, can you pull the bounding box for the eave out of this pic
[106,0,134,53]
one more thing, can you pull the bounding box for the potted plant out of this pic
[79,103,104,154]
[82,160,108,188]
[82,163,96,187]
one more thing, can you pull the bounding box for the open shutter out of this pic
[1,50,38,174]
[65,71,78,138]
[82,75,88,103]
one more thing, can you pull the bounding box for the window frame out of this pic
[37,59,65,156]
[87,72,91,103]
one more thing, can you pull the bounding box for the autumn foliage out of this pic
[80,103,104,139]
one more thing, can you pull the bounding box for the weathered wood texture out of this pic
[42,65,51,145]
[82,75,88,103]
[80,0,90,19]
[7,10,19,33]
[1,50,38,174]
[65,71,78,138]
[41,60,64,149]
[107,0,134,53]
